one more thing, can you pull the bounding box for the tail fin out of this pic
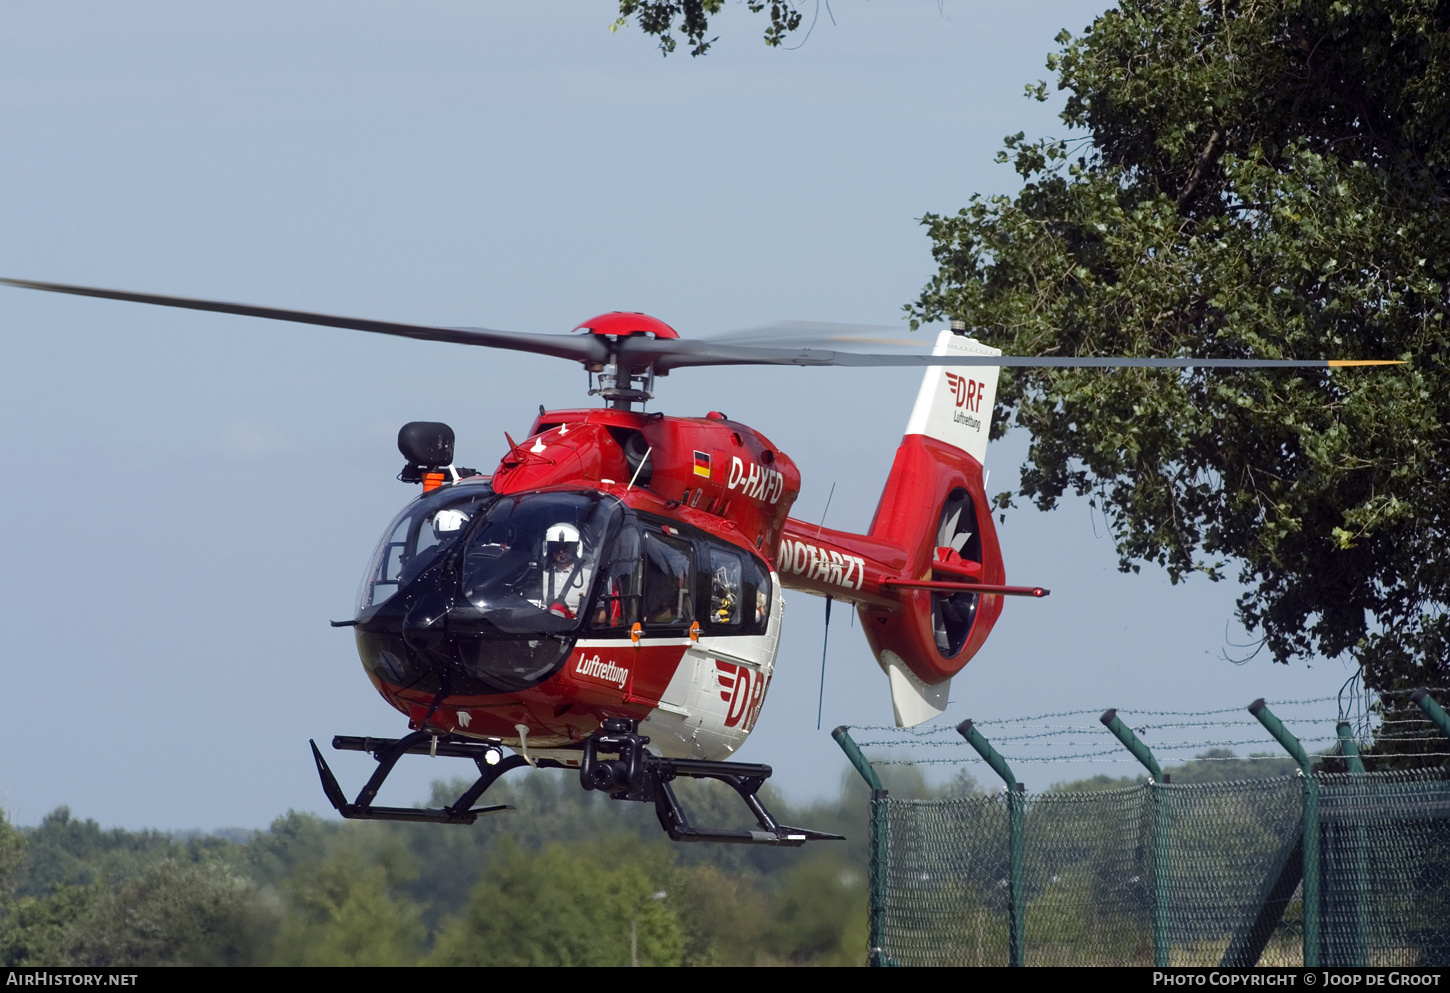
[860,329,1006,726]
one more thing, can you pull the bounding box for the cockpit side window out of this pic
[358,481,495,612]
[741,552,772,633]
[703,545,742,629]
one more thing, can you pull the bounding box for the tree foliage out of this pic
[272,834,424,966]
[908,0,1450,693]
[613,1,802,56]
[428,837,684,966]
[0,771,896,967]
[69,860,275,967]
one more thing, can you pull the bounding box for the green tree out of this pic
[763,852,867,965]
[272,836,424,966]
[1167,748,1298,783]
[16,807,227,898]
[0,883,101,967]
[0,813,23,899]
[245,810,336,890]
[907,0,1449,697]
[673,862,769,966]
[67,859,275,967]
[613,1,803,57]
[427,836,684,967]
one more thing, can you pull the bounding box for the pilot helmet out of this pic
[431,508,470,538]
[544,523,582,561]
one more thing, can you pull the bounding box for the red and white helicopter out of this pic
[0,277,1392,845]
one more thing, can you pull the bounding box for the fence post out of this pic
[1334,721,1367,967]
[1101,708,1171,967]
[957,719,1024,967]
[831,726,894,967]
[1411,688,1450,741]
[1250,698,1319,967]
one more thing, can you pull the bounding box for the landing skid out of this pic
[309,720,842,846]
[310,730,542,824]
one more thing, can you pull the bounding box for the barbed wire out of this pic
[852,734,1344,752]
[838,688,1450,772]
[871,750,1450,769]
[1377,686,1450,698]
[850,695,1359,735]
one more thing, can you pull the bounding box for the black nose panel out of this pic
[402,591,449,652]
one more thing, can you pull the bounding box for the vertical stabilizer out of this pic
[902,329,1001,461]
[871,328,1005,727]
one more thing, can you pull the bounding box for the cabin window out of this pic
[741,551,772,633]
[705,546,743,627]
[642,531,694,629]
[698,541,772,636]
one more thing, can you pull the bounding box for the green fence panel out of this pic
[869,771,1449,967]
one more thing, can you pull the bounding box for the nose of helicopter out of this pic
[401,591,449,652]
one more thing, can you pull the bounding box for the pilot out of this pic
[400,506,474,587]
[431,507,470,538]
[538,523,589,618]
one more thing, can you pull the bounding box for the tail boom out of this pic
[772,433,1007,684]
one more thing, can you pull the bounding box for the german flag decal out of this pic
[693,451,711,478]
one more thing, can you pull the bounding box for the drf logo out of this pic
[716,660,769,730]
[945,372,987,413]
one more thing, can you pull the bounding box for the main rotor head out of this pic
[573,312,680,408]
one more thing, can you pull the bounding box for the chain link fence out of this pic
[868,771,1449,967]
[838,691,1450,967]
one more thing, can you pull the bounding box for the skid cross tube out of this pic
[311,721,844,843]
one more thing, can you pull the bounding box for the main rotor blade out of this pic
[4,279,1400,372]
[626,335,1400,372]
[703,320,923,348]
[690,321,1401,370]
[0,278,609,365]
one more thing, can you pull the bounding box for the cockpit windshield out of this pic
[460,491,622,635]
[358,479,496,612]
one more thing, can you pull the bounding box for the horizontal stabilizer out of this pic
[881,578,1049,597]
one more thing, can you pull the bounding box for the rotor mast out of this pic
[589,352,655,409]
